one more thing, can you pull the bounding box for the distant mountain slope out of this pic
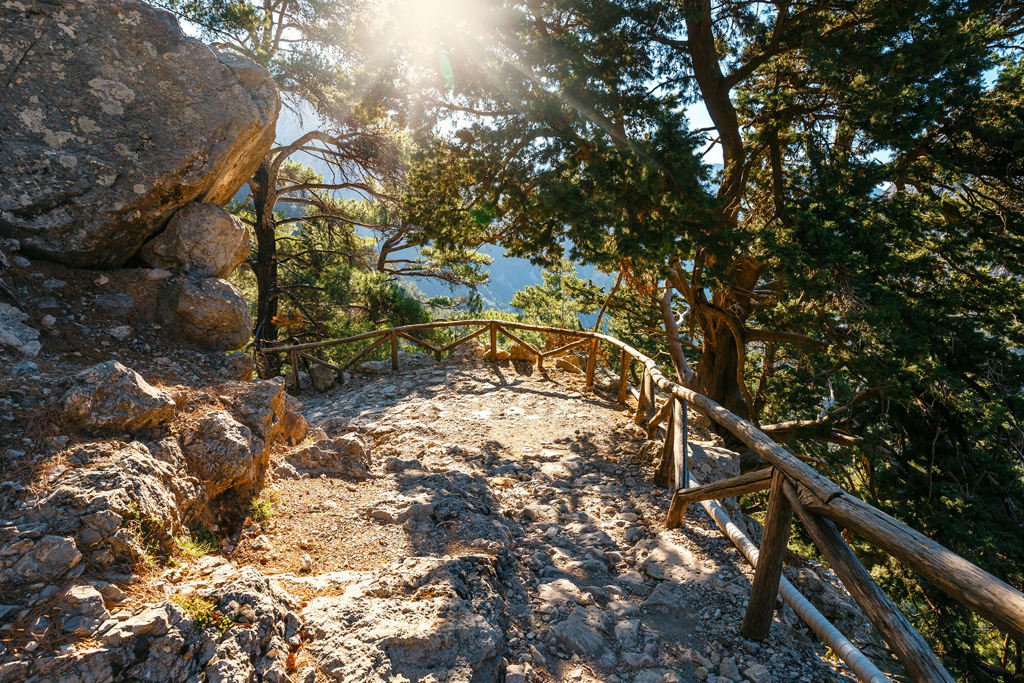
[242,108,722,311]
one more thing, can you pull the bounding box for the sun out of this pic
[380,0,490,44]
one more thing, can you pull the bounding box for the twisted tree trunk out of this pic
[250,159,281,379]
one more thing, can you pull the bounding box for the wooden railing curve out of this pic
[264,320,1024,683]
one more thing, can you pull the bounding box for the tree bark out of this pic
[694,325,749,422]
[251,158,281,378]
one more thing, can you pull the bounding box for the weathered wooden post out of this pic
[633,368,651,426]
[741,470,794,640]
[489,321,497,362]
[390,329,398,372]
[585,337,598,387]
[290,349,301,392]
[617,349,629,403]
[654,412,674,489]
[672,398,688,492]
[783,481,955,683]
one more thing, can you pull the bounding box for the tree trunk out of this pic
[251,158,281,379]
[694,324,749,422]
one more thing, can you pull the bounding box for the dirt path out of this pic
[227,352,863,683]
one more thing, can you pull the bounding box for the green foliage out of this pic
[174,595,230,636]
[249,489,279,527]
[510,258,603,330]
[175,526,217,560]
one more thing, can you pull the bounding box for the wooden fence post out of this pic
[585,338,598,387]
[390,329,398,372]
[617,350,629,403]
[290,349,301,393]
[654,411,674,489]
[783,481,955,683]
[633,368,650,426]
[741,469,794,640]
[489,321,497,362]
[643,369,655,423]
[672,398,688,492]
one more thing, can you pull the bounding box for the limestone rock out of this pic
[3,535,81,583]
[0,303,41,356]
[183,410,257,498]
[231,378,287,444]
[0,0,279,267]
[280,410,309,446]
[62,361,176,433]
[550,606,612,659]
[302,556,509,683]
[522,504,560,523]
[537,578,583,608]
[286,434,370,478]
[509,343,536,361]
[310,363,335,392]
[556,356,583,373]
[37,441,207,556]
[784,566,868,638]
[688,443,740,484]
[60,585,110,635]
[637,532,717,585]
[222,351,256,381]
[744,663,771,683]
[95,292,135,319]
[171,277,252,350]
[142,202,250,278]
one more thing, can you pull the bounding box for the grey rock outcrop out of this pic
[0,0,279,267]
[222,351,257,381]
[62,361,176,433]
[183,410,260,498]
[3,535,82,583]
[16,567,303,683]
[784,566,868,639]
[285,433,370,478]
[302,555,510,683]
[170,277,252,350]
[0,302,41,356]
[310,363,335,392]
[1,441,206,581]
[142,202,250,278]
[231,378,288,445]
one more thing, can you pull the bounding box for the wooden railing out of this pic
[265,320,1024,683]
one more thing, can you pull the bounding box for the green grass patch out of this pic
[249,489,280,527]
[175,525,217,559]
[174,594,230,635]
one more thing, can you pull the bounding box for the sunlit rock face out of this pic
[0,0,279,267]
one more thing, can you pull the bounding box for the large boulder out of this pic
[171,277,252,350]
[62,361,176,433]
[0,0,279,267]
[183,410,259,498]
[141,202,250,278]
[310,363,335,392]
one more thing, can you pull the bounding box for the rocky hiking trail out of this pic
[0,344,874,683]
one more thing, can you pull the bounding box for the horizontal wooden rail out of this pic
[666,468,774,528]
[791,481,1024,642]
[784,480,954,683]
[397,330,441,355]
[495,324,542,357]
[439,325,489,353]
